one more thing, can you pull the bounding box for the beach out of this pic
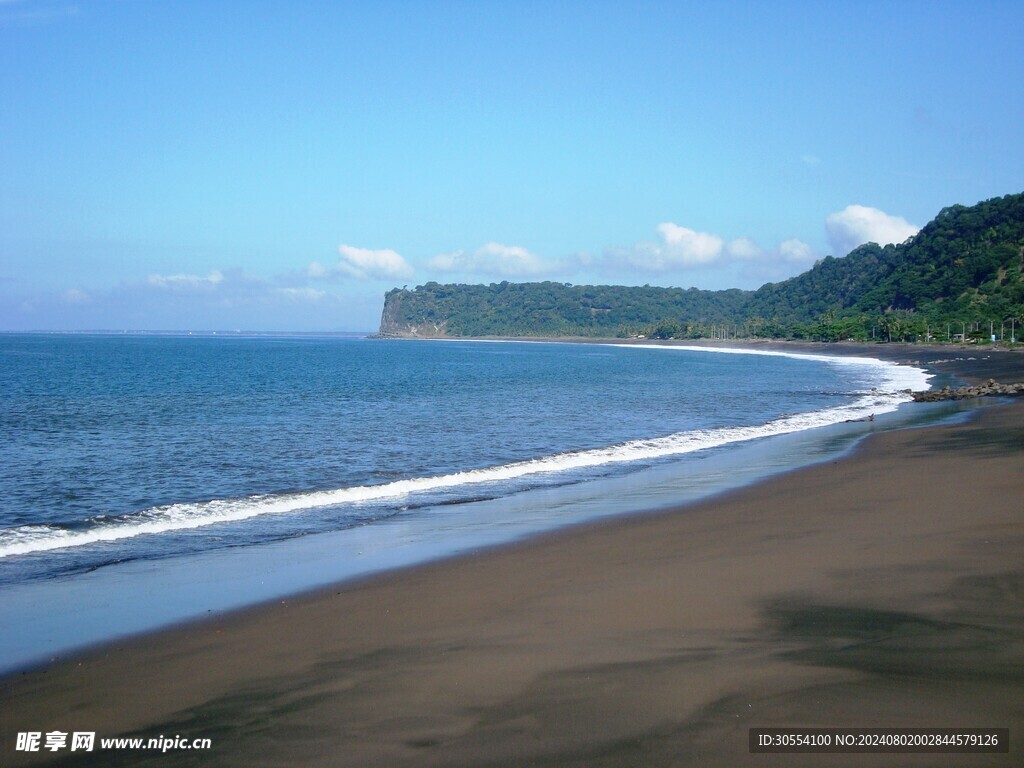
[2,345,1022,767]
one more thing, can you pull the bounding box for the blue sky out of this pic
[2,0,1021,331]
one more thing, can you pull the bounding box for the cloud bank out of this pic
[825,205,919,257]
[606,223,817,274]
[3,265,372,332]
[147,270,224,289]
[11,202,926,332]
[428,242,555,277]
[60,288,90,304]
[327,245,415,280]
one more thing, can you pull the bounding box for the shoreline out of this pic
[0,340,933,673]
[3,347,1023,766]
[383,334,1024,385]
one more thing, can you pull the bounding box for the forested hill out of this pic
[379,282,749,338]
[744,193,1024,337]
[378,193,1024,342]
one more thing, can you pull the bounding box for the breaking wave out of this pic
[0,349,930,559]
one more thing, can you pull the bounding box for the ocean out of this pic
[0,333,934,670]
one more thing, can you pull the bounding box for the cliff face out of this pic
[377,288,450,337]
[377,288,405,335]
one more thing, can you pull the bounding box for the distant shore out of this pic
[3,345,1023,767]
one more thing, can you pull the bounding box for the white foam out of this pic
[611,343,932,392]
[0,349,931,559]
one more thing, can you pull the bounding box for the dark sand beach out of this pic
[2,344,1023,767]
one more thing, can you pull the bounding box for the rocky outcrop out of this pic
[376,289,450,338]
[911,379,1024,402]
[377,289,411,336]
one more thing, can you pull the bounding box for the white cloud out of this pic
[305,261,329,279]
[730,240,819,286]
[606,223,725,272]
[825,205,919,257]
[725,237,763,260]
[0,264,384,332]
[428,242,553,277]
[655,223,724,266]
[427,251,460,272]
[61,288,89,304]
[277,287,326,302]
[147,270,224,289]
[331,245,414,281]
[572,251,596,268]
[778,238,816,263]
[605,223,821,281]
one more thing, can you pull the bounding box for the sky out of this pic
[1,0,1022,331]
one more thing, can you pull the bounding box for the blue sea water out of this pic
[0,333,933,669]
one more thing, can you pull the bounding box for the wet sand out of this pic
[2,345,1023,767]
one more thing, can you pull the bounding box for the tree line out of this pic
[380,193,1024,344]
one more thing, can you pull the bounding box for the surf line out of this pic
[0,346,930,558]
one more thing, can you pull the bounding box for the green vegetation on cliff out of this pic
[380,281,748,338]
[380,193,1024,342]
